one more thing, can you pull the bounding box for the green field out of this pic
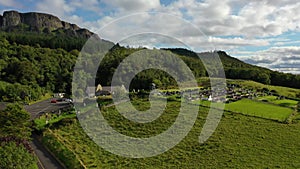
[192,98,294,122]
[257,96,298,108]
[191,100,211,107]
[38,99,300,168]
[273,99,298,108]
[225,99,294,122]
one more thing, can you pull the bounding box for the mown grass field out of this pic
[225,99,294,122]
[39,98,300,168]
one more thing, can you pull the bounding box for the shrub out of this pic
[0,141,38,169]
[42,132,83,169]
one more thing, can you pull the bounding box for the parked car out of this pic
[51,99,57,103]
[65,98,73,103]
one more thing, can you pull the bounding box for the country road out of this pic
[0,99,72,168]
[25,99,73,119]
[25,99,73,169]
[31,134,64,169]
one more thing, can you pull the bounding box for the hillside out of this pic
[0,10,299,103]
[163,48,300,89]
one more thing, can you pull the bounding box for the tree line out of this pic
[168,49,300,89]
[0,35,300,102]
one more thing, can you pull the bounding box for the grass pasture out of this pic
[39,80,300,168]
[191,100,211,107]
[39,98,300,168]
[257,96,298,108]
[273,99,298,108]
[225,99,294,122]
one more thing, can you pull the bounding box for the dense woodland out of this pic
[0,31,300,102]
[0,104,37,168]
[0,34,77,102]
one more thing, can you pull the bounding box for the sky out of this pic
[0,0,300,74]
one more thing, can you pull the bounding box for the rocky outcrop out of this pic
[0,10,94,38]
[2,11,22,27]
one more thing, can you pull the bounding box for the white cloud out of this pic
[36,0,75,19]
[239,46,300,73]
[69,0,101,13]
[2,0,299,73]
[31,0,300,43]
[102,0,161,12]
[0,0,21,8]
[275,40,300,46]
[208,37,269,46]
[161,0,300,38]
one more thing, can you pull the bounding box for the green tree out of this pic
[0,104,31,140]
[0,142,38,169]
[257,72,271,85]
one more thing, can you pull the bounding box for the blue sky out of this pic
[0,0,300,74]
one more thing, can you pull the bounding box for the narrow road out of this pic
[25,99,72,169]
[0,100,71,168]
[30,134,64,169]
[25,99,72,119]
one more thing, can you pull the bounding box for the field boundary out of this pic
[33,133,66,169]
[186,100,289,123]
[47,129,87,169]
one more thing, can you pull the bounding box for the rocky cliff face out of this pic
[0,10,94,38]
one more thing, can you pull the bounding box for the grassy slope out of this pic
[228,79,300,98]
[34,113,76,131]
[257,96,298,108]
[43,100,300,168]
[29,93,52,104]
[225,99,294,122]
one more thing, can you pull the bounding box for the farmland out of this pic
[192,98,294,122]
[225,99,294,122]
[257,96,298,108]
[35,79,300,168]
[38,99,300,168]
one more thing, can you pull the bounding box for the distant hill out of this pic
[162,48,265,69]
[162,48,300,89]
